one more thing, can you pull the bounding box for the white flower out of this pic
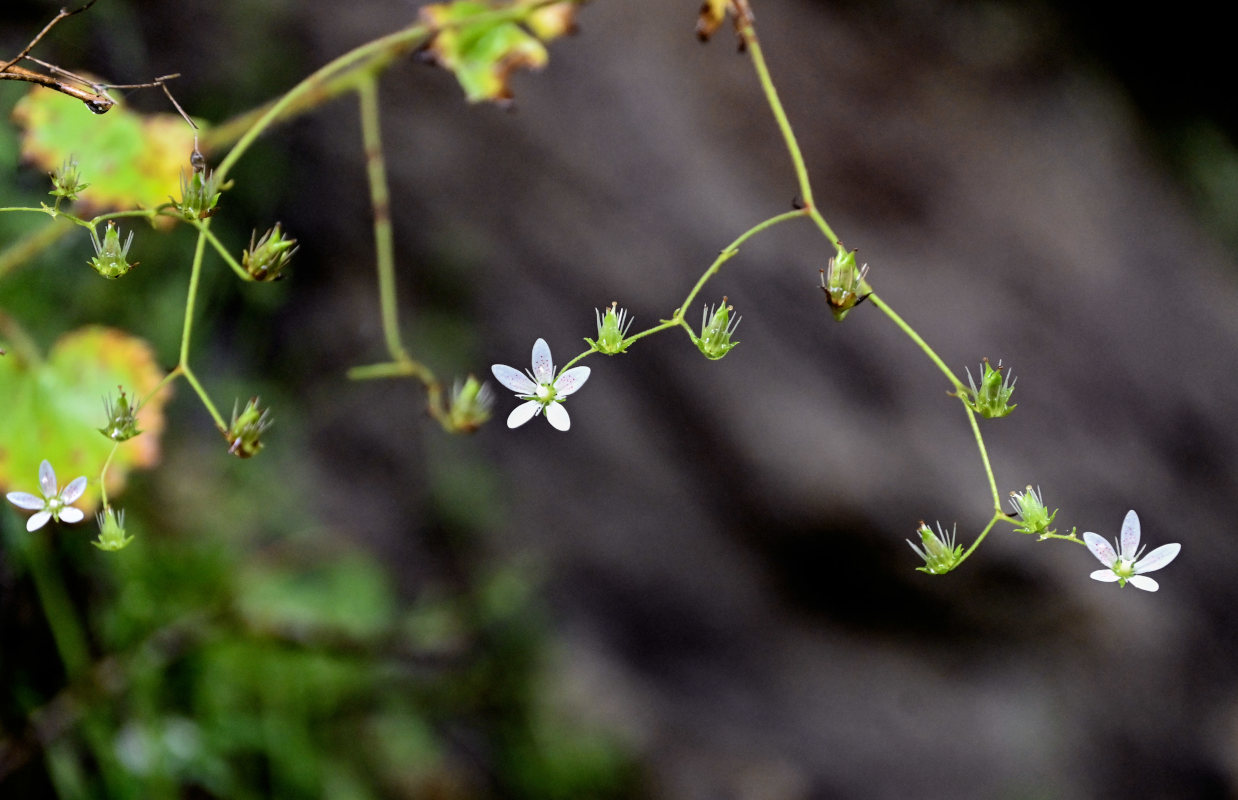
[1083,509,1180,591]
[491,338,590,431]
[6,460,88,532]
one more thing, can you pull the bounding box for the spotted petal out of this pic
[1134,543,1180,574]
[531,338,556,384]
[7,491,46,510]
[554,366,590,397]
[544,400,571,431]
[492,364,537,396]
[1119,510,1141,558]
[38,460,57,497]
[1083,532,1117,567]
[507,400,541,429]
[61,476,87,505]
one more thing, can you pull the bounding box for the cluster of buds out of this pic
[49,158,88,204]
[99,386,142,442]
[963,358,1017,418]
[442,375,493,433]
[224,397,272,458]
[1008,485,1057,537]
[819,249,870,322]
[242,224,298,281]
[88,221,137,279]
[585,302,634,354]
[907,521,964,575]
[93,507,133,551]
[694,298,741,360]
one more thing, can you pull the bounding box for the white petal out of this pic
[492,364,537,395]
[38,460,57,497]
[58,507,84,524]
[1083,532,1117,567]
[544,401,570,431]
[1089,569,1121,582]
[1134,543,1181,574]
[27,511,51,532]
[1128,575,1160,592]
[1119,510,1140,558]
[531,338,555,384]
[60,476,87,505]
[554,366,591,397]
[507,401,541,428]
[8,492,47,510]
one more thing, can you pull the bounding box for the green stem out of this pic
[963,401,1002,511]
[866,293,964,391]
[191,220,249,281]
[955,511,1002,567]
[181,366,225,431]
[357,75,410,364]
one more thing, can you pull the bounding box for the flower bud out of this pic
[443,375,493,433]
[242,224,298,282]
[88,221,137,279]
[1008,485,1057,537]
[172,167,223,221]
[93,507,133,551]
[49,158,88,203]
[963,358,1017,418]
[694,297,741,360]
[819,249,870,322]
[224,397,272,458]
[99,386,142,441]
[584,302,634,355]
[907,521,963,575]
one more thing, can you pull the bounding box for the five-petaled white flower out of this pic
[1083,509,1180,591]
[491,338,590,431]
[6,460,88,532]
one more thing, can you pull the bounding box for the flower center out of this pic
[536,383,555,404]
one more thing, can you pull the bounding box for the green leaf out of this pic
[12,85,199,221]
[0,326,169,511]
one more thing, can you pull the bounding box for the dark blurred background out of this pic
[2,0,1238,797]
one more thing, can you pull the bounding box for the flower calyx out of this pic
[99,385,142,442]
[224,397,272,458]
[443,375,494,433]
[243,223,298,281]
[908,521,964,575]
[694,298,741,360]
[963,357,1016,418]
[819,248,871,322]
[585,302,634,355]
[88,221,137,279]
[93,507,134,551]
[1008,485,1057,537]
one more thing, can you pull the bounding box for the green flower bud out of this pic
[963,358,1017,418]
[584,301,634,355]
[443,375,493,433]
[242,223,298,281]
[93,507,133,551]
[172,166,223,221]
[224,397,272,458]
[1008,485,1058,537]
[694,297,741,360]
[88,221,137,279]
[907,521,963,575]
[49,158,88,203]
[819,249,870,322]
[99,386,142,442]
